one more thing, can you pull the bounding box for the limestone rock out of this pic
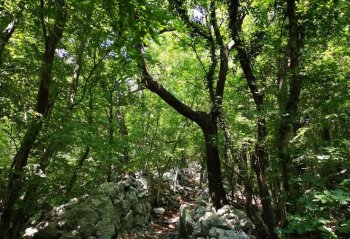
[178,203,254,239]
[152,207,165,215]
[179,205,195,237]
[209,227,236,238]
[24,176,151,239]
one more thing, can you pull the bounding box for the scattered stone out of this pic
[153,207,165,215]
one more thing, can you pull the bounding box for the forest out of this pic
[0,0,350,238]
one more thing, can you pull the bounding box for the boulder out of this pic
[179,205,195,237]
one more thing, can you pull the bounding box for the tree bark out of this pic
[277,0,302,214]
[116,90,129,163]
[252,115,277,238]
[0,120,42,237]
[68,37,87,109]
[0,19,17,60]
[0,0,24,60]
[134,0,233,209]
[0,1,67,236]
[228,0,278,237]
[200,114,229,208]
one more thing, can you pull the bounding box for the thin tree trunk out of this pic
[68,37,87,108]
[38,140,61,172]
[66,146,90,193]
[277,0,302,215]
[0,19,17,59]
[116,108,129,163]
[253,115,277,238]
[107,92,115,182]
[0,0,24,60]
[228,0,278,237]
[116,90,129,163]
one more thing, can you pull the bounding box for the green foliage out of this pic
[281,186,350,238]
[0,0,350,237]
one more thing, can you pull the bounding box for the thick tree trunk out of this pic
[5,185,32,239]
[136,1,231,209]
[200,115,229,209]
[137,43,228,209]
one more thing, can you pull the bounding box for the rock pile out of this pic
[148,171,183,209]
[23,176,152,239]
[179,204,255,239]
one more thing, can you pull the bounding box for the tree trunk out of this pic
[0,120,42,237]
[116,107,130,163]
[251,116,278,239]
[0,19,17,59]
[321,127,330,143]
[0,0,24,60]
[38,140,60,172]
[0,2,67,236]
[137,43,228,209]
[116,90,129,163]
[228,1,278,237]
[277,0,302,215]
[67,146,90,193]
[5,185,32,239]
[200,114,228,209]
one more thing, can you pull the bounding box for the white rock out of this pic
[152,207,165,215]
[23,227,38,237]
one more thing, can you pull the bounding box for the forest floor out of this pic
[121,167,202,239]
[149,178,199,239]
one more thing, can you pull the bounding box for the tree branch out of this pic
[169,0,211,41]
[137,43,204,125]
[210,0,229,103]
[228,0,263,109]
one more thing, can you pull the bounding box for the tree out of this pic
[227,1,277,237]
[0,0,349,237]
[0,0,67,237]
[133,0,241,209]
[276,0,303,216]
